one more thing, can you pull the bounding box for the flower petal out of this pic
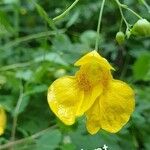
[74,50,114,70]
[0,107,7,136]
[47,76,84,125]
[85,100,101,134]
[100,80,135,133]
[76,83,103,116]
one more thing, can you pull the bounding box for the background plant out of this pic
[0,0,150,150]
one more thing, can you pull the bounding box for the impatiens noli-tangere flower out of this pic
[47,50,135,134]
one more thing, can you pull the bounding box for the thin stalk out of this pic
[115,0,129,29]
[119,18,123,31]
[10,84,24,146]
[0,126,56,150]
[2,30,64,49]
[53,0,80,21]
[122,5,142,19]
[0,62,32,71]
[115,0,142,19]
[141,0,150,13]
[95,0,106,51]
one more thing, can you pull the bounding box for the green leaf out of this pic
[80,30,99,47]
[0,95,14,112]
[133,52,150,81]
[69,123,121,150]
[61,143,76,150]
[2,0,17,4]
[17,95,30,114]
[24,85,48,96]
[16,70,33,81]
[36,129,62,150]
[34,52,68,65]
[66,10,80,27]
[0,75,7,85]
[0,11,13,36]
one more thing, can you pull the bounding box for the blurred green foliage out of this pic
[0,0,150,150]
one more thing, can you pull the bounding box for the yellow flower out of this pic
[47,50,135,134]
[0,106,7,136]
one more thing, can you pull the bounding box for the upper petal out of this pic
[74,50,114,70]
[75,63,113,89]
[99,80,135,133]
[47,76,84,125]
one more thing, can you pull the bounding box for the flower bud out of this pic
[116,31,125,45]
[131,19,150,36]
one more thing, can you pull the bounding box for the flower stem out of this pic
[115,0,142,20]
[10,83,24,150]
[0,62,32,71]
[119,18,123,31]
[141,0,150,13]
[115,0,130,29]
[0,126,57,150]
[95,0,106,51]
[53,0,80,21]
